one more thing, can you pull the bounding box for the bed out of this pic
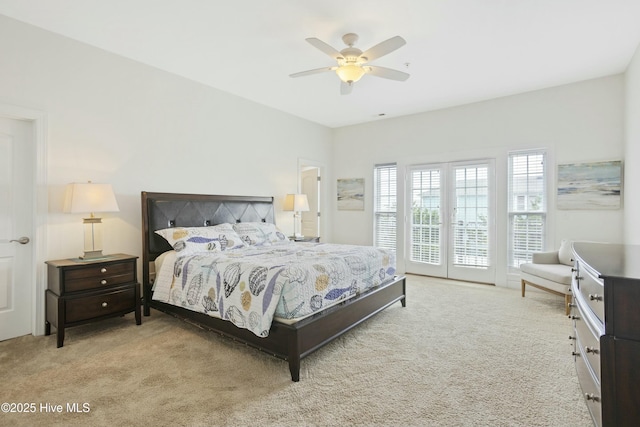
[141,191,406,381]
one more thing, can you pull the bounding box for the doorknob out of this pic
[10,237,30,245]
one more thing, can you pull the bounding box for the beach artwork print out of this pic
[337,178,364,210]
[557,161,622,209]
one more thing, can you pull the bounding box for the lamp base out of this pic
[80,250,104,260]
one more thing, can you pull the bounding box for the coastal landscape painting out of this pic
[337,178,364,210]
[557,161,622,209]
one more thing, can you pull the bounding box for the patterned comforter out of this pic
[152,241,396,337]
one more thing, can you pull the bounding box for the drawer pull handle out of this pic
[101,302,108,308]
[585,347,599,355]
[101,280,107,285]
[101,268,107,273]
[568,335,576,340]
[568,315,580,320]
[572,351,580,357]
[589,294,603,302]
[585,393,600,402]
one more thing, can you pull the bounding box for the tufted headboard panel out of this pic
[141,192,275,289]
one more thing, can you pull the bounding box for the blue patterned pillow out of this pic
[155,223,247,256]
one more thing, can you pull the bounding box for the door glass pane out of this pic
[410,168,441,265]
[452,165,489,268]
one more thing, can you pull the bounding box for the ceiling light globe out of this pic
[336,65,365,83]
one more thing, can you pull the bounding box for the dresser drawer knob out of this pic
[585,347,599,355]
[568,315,580,320]
[572,351,580,357]
[589,294,603,302]
[585,393,600,402]
[101,279,107,285]
[569,335,576,340]
[101,302,108,308]
[575,276,584,281]
[101,268,107,273]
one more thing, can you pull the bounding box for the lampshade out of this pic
[335,64,365,83]
[283,194,310,212]
[63,182,120,215]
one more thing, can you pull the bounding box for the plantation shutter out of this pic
[508,150,546,270]
[374,163,397,251]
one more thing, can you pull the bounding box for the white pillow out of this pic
[558,239,573,266]
[232,222,287,246]
[155,223,247,256]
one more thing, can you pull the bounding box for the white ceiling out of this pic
[2,0,640,128]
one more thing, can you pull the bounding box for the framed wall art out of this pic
[557,160,622,209]
[337,178,364,211]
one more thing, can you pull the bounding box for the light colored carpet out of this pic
[0,275,592,427]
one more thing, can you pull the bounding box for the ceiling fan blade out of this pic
[306,38,344,61]
[365,66,410,81]
[340,81,353,95]
[359,36,406,62]
[289,66,337,78]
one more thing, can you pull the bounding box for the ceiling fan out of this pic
[290,33,409,95]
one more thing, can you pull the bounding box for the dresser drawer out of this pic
[65,286,136,323]
[574,308,602,380]
[64,260,135,293]
[575,260,605,322]
[575,344,602,427]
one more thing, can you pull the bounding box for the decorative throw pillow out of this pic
[232,222,287,246]
[155,223,246,256]
[558,239,573,266]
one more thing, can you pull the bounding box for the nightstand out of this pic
[45,253,141,347]
[290,236,320,243]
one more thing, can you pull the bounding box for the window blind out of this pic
[374,163,397,251]
[508,150,546,269]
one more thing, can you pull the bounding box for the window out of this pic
[374,163,397,251]
[508,150,546,270]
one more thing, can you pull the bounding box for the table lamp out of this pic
[283,193,310,238]
[63,182,120,259]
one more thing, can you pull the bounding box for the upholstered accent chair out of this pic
[520,240,573,314]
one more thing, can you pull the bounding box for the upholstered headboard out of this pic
[141,192,275,291]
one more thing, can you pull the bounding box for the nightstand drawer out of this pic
[66,286,136,323]
[65,262,135,292]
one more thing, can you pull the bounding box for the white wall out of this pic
[332,75,625,287]
[0,15,333,263]
[624,43,640,245]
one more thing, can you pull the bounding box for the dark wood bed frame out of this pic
[141,191,406,381]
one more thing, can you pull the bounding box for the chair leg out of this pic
[521,279,526,297]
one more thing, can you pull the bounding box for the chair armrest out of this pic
[532,251,560,264]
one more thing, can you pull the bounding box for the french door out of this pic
[406,160,495,284]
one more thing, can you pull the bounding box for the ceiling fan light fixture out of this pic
[336,64,365,84]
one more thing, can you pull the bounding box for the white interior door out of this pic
[301,167,320,238]
[406,160,495,284]
[0,117,34,341]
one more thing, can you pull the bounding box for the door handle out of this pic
[10,236,30,245]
